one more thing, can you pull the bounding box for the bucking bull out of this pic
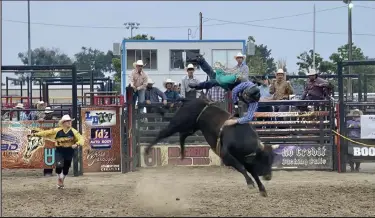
[145,98,279,197]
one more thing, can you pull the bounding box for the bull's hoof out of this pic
[247,184,255,189]
[260,191,268,197]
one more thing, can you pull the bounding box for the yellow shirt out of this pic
[34,127,84,148]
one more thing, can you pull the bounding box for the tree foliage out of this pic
[17,47,73,83]
[71,46,114,78]
[296,49,335,75]
[246,36,276,76]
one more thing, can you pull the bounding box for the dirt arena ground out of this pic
[2,166,375,217]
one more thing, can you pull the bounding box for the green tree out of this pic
[17,47,73,84]
[246,36,276,76]
[329,43,375,93]
[296,50,336,75]
[71,47,114,78]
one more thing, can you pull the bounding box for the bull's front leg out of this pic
[247,167,267,197]
[221,146,255,189]
[179,131,192,159]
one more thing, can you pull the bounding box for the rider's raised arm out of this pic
[72,128,84,146]
[33,128,59,138]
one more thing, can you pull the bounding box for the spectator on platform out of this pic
[145,79,167,130]
[31,101,46,120]
[163,79,180,103]
[207,86,226,104]
[257,75,273,124]
[129,60,149,111]
[347,109,363,172]
[14,103,28,121]
[301,69,332,101]
[270,69,294,114]
[180,64,200,100]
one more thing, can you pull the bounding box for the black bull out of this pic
[145,98,279,197]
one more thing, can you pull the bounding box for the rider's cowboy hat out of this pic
[276,69,285,74]
[234,52,246,59]
[44,107,54,114]
[147,78,155,85]
[58,114,75,126]
[307,69,318,76]
[132,60,144,69]
[14,103,24,109]
[186,64,195,70]
[163,79,175,89]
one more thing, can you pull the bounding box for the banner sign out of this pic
[272,144,333,170]
[1,121,59,169]
[81,107,121,172]
[360,115,375,139]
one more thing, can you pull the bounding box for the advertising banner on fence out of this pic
[1,121,58,169]
[272,144,333,170]
[360,115,375,139]
[81,107,121,172]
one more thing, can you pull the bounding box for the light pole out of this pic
[124,22,140,38]
[343,0,353,99]
[27,0,32,102]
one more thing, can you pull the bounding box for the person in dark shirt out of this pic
[145,79,167,129]
[301,69,331,100]
[163,78,181,103]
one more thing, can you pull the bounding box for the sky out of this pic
[2,1,375,82]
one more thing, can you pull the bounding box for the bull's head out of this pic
[96,112,106,124]
[255,142,279,181]
[23,135,44,161]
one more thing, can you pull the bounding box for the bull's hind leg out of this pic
[179,131,192,159]
[145,125,177,155]
[221,146,255,189]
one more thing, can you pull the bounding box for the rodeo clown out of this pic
[30,114,84,189]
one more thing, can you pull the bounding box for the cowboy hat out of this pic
[307,69,318,76]
[15,103,24,109]
[276,69,285,74]
[44,107,53,114]
[348,109,363,116]
[58,114,75,126]
[234,52,246,59]
[147,78,155,84]
[163,79,175,89]
[186,64,195,70]
[132,60,144,69]
[37,101,44,105]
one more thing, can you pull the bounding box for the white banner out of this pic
[360,115,375,139]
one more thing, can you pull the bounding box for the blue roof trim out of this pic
[122,39,245,43]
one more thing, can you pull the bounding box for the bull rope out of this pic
[332,130,375,147]
[195,102,225,156]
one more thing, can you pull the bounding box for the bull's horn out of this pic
[258,141,265,150]
[271,144,280,150]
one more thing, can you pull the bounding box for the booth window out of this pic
[212,49,242,68]
[170,50,200,70]
[126,49,158,70]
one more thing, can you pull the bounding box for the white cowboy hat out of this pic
[37,101,44,105]
[44,107,53,114]
[132,60,144,68]
[147,78,155,84]
[186,64,195,70]
[348,109,363,116]
[276,69,285,74]
[163,79,175,89]
[15,103,24,109]
[58,114,75,126]
[307,69,318,76]
[234,52,246,59]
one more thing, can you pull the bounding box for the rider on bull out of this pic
[188,53,249,91]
